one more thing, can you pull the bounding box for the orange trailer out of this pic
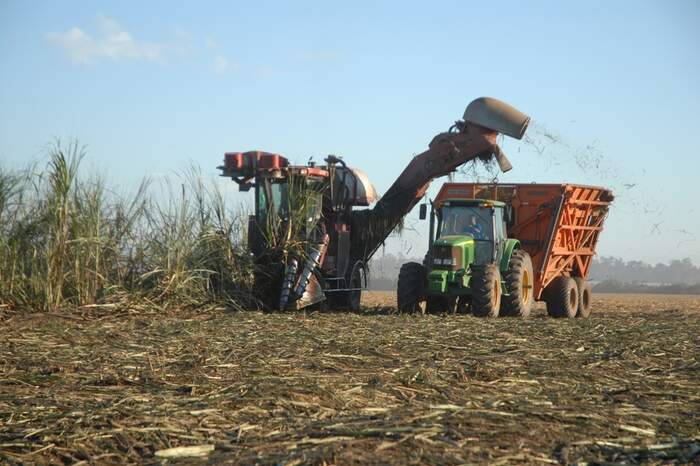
[433,183,614,301]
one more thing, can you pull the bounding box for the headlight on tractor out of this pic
[434,257,456,266]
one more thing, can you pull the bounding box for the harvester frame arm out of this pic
[350,124,502,263]
[393,124,500,207]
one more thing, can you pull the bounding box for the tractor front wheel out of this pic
[397,262,426,314]
[545,276,579,318]
[471,264,502,318]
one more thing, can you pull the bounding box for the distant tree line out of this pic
[589,256,700,284]
[592,280,700,295]
[368,252,417,290]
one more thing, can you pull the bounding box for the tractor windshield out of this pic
[439,205,494,241]
[439,204,495,265]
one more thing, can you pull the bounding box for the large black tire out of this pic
[332,262,364,311]
[545,276,578,318]
[347,262,364,312]
[471,264,502,318]
[397,262,426,314]
[573,277,592,318]
[500,249,534,318]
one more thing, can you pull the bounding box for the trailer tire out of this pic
[397,262,426,314]
[545,276,578,318]
[573,277,592,318]
[471,264,502,318]
[500,249,534,318]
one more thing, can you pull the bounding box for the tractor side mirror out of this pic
[419,204,427,220]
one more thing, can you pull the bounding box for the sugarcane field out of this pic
[2,2,700,465]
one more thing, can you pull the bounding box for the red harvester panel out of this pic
[223,151,288,176]
[434,183,614,300]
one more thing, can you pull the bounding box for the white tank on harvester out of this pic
[218,97,531,310]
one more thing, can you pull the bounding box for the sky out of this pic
[1,0,699,264]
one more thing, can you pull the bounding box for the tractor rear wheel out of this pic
[545,276,578,318]
[500,249,534,318]
[397,262,426,314]
[471,264,502,318]
[573,277,592,318]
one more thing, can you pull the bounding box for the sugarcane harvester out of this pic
[218,97,530,310]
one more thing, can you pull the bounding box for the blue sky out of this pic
[1,0,699,264]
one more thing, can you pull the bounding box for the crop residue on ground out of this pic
[1,293,699,465]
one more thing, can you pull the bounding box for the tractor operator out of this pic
[461,214,485,239]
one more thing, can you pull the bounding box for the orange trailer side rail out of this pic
[433,183,614,300]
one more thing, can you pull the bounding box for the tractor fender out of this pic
[499,239,521,273]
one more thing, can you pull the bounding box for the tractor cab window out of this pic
[439,204,496,265]
[439,205,494,241]
[494,208,506,242]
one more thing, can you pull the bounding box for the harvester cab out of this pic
[218,151,377,310]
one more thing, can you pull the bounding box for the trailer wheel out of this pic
[471,264,501,318]
[573,277,592,318]
[500,249,534,318]
[397,262,426,314]
[545,276,578,318]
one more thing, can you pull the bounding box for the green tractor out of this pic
[397,198,534,317]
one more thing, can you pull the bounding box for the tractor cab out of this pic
[430,199,508,269]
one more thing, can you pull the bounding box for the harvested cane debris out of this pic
[1,293,699,465]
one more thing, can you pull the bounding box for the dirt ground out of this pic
[1,293,699,465]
